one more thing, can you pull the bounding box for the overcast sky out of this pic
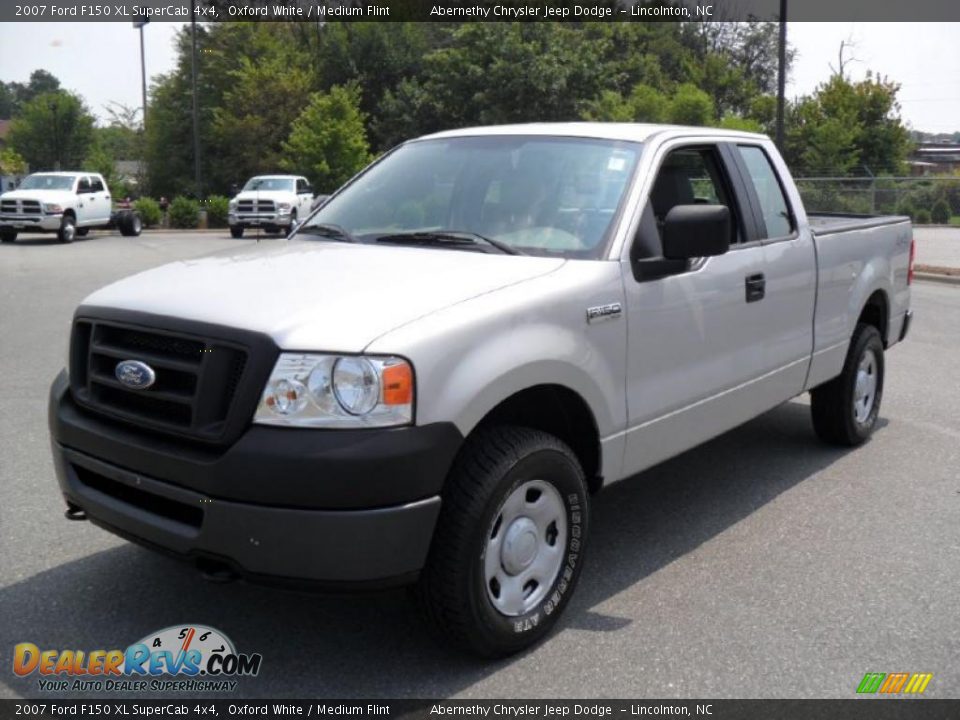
[0,22,957,134]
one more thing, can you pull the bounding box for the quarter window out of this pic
[737,146,793,239]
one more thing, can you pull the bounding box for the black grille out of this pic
[72,463,203,528]
[236,200,276,213]
[0,200,17,213]
[22,200,41,213]
[70,319,251,442]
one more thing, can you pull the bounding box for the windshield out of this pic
[19,174,76,191]
[243,177,294,192]
[300,136,641,258]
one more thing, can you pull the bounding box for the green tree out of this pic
[0,147,28,175]
[784,73,910,176]
[281,85,372,192]
[9,90,95,171]
[668,84,714,125]
[210,56,312,186]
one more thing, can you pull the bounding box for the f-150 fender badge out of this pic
[586,302,622,323]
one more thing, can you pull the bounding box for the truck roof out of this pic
[423,122,768,144]
[27,171,96,176]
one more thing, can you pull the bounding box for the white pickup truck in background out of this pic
[0,171,142,243]
[227,174,315,238]
[49,123,912,657]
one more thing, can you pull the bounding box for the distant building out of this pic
[908,142,960,176]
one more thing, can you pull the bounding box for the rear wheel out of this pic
[0,229,16,243]
[119,213,142,237]
[811,323,884,445]
[57,215,76,244]
[417,426,589,657]
[230,226,244,239]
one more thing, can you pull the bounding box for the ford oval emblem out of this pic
[115,359,156,390]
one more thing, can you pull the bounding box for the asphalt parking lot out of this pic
[1,230,958,699]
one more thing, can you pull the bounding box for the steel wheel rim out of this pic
[483,479,567,617]
[63,222,74,241]
[853,348,878,424]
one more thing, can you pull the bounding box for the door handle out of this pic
[745,273,765,303]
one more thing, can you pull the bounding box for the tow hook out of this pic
[196,558,239,584]
[64,504,87,521]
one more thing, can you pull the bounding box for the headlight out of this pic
[254,353,413,428]
[44,203,63,214]
[277,202,292,212]
[229,199,238,209]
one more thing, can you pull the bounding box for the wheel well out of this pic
[858,290,889,346]
[63,209,76,220]
[476,385,602,492]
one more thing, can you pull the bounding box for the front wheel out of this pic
[417,426,589,657]
[57,215,76,244]
[286,210,298,236]
[0,229,16,243]
[230,226,244,239]
[810,323,885,446]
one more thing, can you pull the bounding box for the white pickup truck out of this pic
[49,124,912,657]
[0,171,141,243]
[227,174,315,238]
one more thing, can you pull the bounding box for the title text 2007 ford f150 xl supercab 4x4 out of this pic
[49,124,913,656]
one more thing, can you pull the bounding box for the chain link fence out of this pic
[793,176,960,224]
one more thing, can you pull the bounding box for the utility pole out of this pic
[775,0,788,151]
[49,100,61,170]
[190,0,202,198]
[133,18,149,131]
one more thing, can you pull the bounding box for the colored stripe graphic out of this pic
[857,672,932,694]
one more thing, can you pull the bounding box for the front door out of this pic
[619,142,771,479]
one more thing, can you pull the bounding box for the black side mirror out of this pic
[662,204,731,260]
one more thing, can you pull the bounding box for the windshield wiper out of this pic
[295,223,359,243]
[375,230,524,256]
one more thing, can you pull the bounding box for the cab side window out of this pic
[633,145,738,259]
[737,145,793,239]
[296,178,308,193]
[90,177,105,192]
[77,177,91,194]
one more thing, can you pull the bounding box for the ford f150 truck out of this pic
[227,174,315,238]
[0,171,142,243]
[49,124,913,656]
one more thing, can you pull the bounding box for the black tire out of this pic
[0,229,16,243]
[230,226,244,239]
[76,227,89,237]
[286,210,298,236]
[119,213,142,237]
[57,215,76,244]
[810,323,885,446]
[416,426,589,657]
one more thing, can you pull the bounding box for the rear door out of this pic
[727,143,816,396]
[619,140,771,478]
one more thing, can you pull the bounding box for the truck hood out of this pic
[232,189,296,203]
[81,240,566,352]
[1,188,74,203]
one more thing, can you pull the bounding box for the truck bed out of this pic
[808,213,910,236]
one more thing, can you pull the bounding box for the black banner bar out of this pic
[1,0,959,23]
[2,700,960,720]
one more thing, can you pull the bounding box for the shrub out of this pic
[132,197,162,228]
[168,196,200,229]
[896,201,915,220]
[931,199,950,224]
[914,208,931,225]
[204,195,230,228]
